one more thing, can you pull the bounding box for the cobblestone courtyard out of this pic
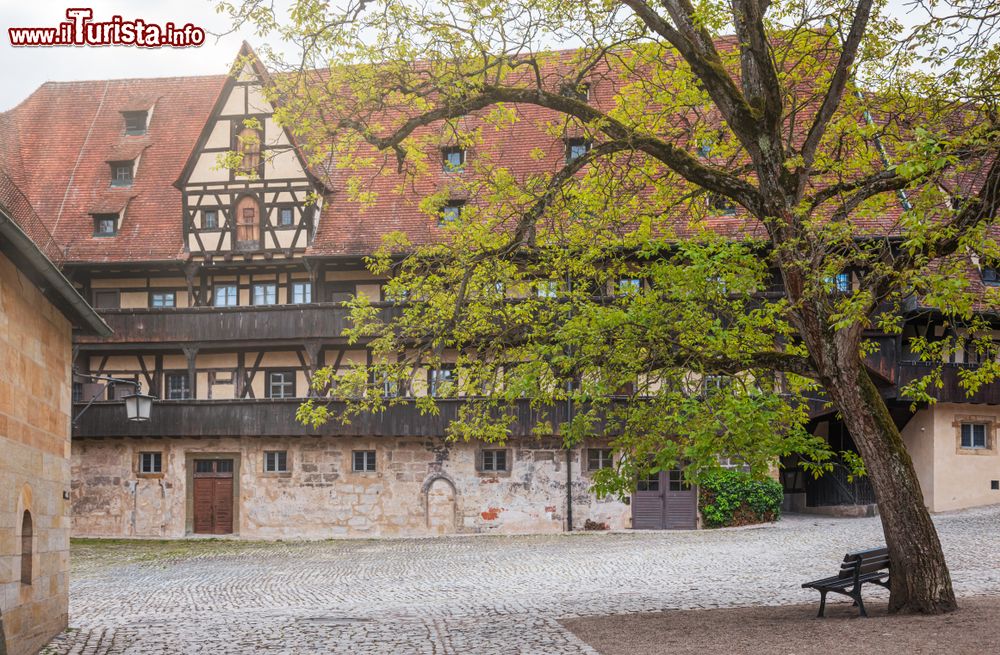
[44,507,1000,654]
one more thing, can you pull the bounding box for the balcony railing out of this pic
[72,398,605,439]
[74,302,403,346]
[897,362,1000,405]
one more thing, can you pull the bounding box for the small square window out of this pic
[165,373,190,400]
[123,111,148,136]
[825,272,851,293]
[536,280,559,298]
[253,283,277,306]
[278,207,295,226]
[110,161,134,187]
[961,423,988,449]
[93,214,118,237]
[203,210,218,229]
[617,278,641,295]
[139,452,162,474]
[291,282,312,304]
[982,267,999,285]
[443,147,466,173]
[93,289,120,309]
[264,450,288,473]
[150,292,175,308]
[481,449,508,472]
[214,285,238,307]
[440,201,464,225]
[587,448,613,471]
[267,371,296,399]
[353,450,376,472]
[566,138,591,163]
[707,193,737,215]
[428,368,454,397]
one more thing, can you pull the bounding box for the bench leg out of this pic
[855,593,868,618]
[817,590,828,618]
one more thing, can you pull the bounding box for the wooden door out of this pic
[631,469,697,530]
[193,459,234,534]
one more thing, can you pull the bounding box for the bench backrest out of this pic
[837,547,890,579]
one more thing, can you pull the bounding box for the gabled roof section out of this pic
[174,41,329,193]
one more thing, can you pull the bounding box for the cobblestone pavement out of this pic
[44,507,1000,654]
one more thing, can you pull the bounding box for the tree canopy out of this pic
[221,0,1000,613]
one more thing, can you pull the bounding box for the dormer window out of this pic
[707,192,737,215]
[566,138,591,163]
[442,147,465,173]
[110,161,133,187]
[440,201,464,225]
[237,127,261,175]
[123,111,148,136]
[982,266,999,286]
[93,214,118,237]
[560,82,590,102]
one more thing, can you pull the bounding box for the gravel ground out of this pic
[562,597,1000,655]
[42,506,1000,654]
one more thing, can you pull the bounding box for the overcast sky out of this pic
[0,0,930,112]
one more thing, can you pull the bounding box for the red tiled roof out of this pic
[2,75,227,263]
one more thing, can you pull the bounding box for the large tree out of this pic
[221,0,1000,612]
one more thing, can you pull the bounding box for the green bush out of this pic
[698,469,784,528]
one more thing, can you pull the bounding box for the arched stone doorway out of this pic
[424,476,457,535]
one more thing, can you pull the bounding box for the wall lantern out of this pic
[73,372,156,426]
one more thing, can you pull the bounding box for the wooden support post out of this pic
[183,346,199,399]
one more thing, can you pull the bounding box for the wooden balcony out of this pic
[74,302,403,348]
[72,398,597,439]
[897,363,1000,405]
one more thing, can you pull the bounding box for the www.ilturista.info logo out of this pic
[8,8,205,48]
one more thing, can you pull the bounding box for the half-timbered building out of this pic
[2,43,999,539]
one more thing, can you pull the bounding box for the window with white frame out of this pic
[267,371,296,399]
[440,201,464,225]
[481,449,508,472]
[617,278,642,295]
[253,283,277,305]
[165,373,190,400]
[428,368,455,397]
[587,448,613,471]
[110,160,134,187]
[442,147,465,172]
[139,451,162,474]
[536,280,559,298]
[203,209,218,229]
[353,450,376,472]
[291,282,312,304]
[214,285,238,307]
[264,450,288,473]
[961,423,988,449]
[150,291,175,308]
[566,138,591,163]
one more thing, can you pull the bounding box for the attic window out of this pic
[707,193,737,215]
[123,111,148,136]
[560,82,590,102]
[442,147,465,173]
[566,138,591,163]
[110,161,133,187]
[440,200,464,225]
[93,214,118,237]
[983,267,1000,286]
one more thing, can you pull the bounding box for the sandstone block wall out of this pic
[0,253,73,655]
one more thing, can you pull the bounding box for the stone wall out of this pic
[0,253,73,655]
[71,436,631,539]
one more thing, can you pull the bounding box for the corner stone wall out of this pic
[71,436,630,539]
[0,253,73,655]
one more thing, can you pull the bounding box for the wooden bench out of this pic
[802,547,890,617]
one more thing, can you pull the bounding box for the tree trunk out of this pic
[823,355,957,614]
